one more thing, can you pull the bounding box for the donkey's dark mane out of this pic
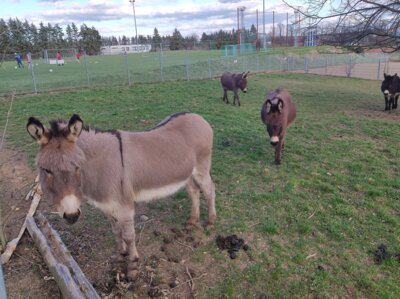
[149,112,190,131]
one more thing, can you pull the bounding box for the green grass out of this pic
[1,72,399,298]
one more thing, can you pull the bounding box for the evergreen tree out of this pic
[71,22,79,47]
[66,24,72,47]
[8,18,26,52]
[29,23,39,52]
[79,24,102,55]
[54,24,64,47]
[0,19,10,60]
[153,27,161,46]
[170,28,183,50]
[112,36,118,45]
[121,35,128,45]
[138,35,147,44]
[38,22,49,51]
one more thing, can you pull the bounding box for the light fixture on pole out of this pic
[129,0,138,47]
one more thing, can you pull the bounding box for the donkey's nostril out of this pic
[63,211,80,224]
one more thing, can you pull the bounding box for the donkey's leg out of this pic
[186,178,201,228]
[394,95,399,109]
[233,91,237,105]
[108,216,127,263]
[118,209,139,280]
[193,170,216,228]
[275,141,283,165]
[223,89,229,104]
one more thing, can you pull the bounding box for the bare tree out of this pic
[283,0,400,52]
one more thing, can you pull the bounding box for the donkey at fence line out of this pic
[220,71,249,106]
[261,88,296,164]
[26,112,216,279]
[381,73,400,110]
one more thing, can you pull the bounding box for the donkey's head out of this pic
[236,71,250,93]
[263,97,284,146]
[381,73,398,96]
[27,114,86,224]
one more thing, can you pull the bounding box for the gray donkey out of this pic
[26,112,216,279]
[220,71,249,106]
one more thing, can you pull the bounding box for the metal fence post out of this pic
[377,59,381,80]
[304,56,308,73]
[347,56,352,77]
[30,62,37,93]
[124,51,132,86]
[208,57,212,79]
[286,56,289,71]
[83,52,90,87]
[325,57,328,75]
[185,55,189,81]
[159,44,164,81]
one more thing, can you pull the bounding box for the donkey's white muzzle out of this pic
[270,136,279,146]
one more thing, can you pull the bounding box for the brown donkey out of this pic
[26,112,216,279]
[261,88,296,164]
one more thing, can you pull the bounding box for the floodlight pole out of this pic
[263,0,265,49]
[129,0,139,47]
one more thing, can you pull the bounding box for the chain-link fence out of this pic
[0,51,397,96]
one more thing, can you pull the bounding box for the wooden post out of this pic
[26,213,100,299]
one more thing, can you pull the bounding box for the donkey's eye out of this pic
[42,168,53,175]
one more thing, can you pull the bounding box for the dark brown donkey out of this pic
[261,88,296,164]
[220,71,249,106]
[26,112,216,279]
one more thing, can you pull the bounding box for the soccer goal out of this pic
[44,48,77,64]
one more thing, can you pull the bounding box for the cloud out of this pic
[218,0,242,3]
[18,0,295,37]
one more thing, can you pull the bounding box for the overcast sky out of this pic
[2,0,301,37]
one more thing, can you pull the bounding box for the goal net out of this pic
[44,48,77,64]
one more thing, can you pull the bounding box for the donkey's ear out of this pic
[265,100,272,113]
[27,117,49,145]
[243,71,250,78]
[66,114,83,142]
[384,73,387,78]
[278,99,284,112]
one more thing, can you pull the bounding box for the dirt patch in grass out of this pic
[345,108,400,121]
[0,146,60,299]
[1,147,230,298]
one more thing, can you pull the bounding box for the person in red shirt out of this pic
[75,51,81,64]
[56,51,64,66]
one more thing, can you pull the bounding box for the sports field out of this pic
[0,50,225,95]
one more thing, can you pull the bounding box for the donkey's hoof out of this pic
[127,269,139,281]
[205,221,215,229]
[111,254,125,264]
[186,221,202,230]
